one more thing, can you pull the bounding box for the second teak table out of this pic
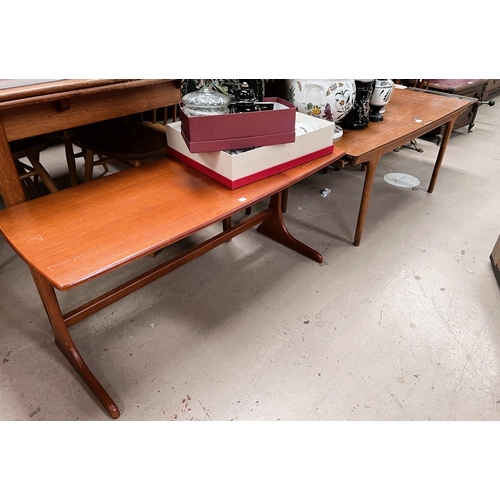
[333,87,473,246]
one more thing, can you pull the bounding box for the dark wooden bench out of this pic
[0,150,344,418]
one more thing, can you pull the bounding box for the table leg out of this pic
[353,151,382,247]
[0,120,26,207]
[257,191,323,262]
[62,130,79,187]
[281,187,288,213]
[30,269,120,419]
[428,117,457,194]
[222,216,232,231]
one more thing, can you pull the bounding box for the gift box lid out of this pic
[180,97,297,153]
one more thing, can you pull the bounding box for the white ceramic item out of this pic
[369,79,395,121]
[288,79,356,139]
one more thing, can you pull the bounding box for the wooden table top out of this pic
[0,79,175,107]
[0,149,344,291]
[0,79,65,91]
[334,87,472,164]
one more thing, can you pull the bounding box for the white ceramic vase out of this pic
[288,79,356,138]
[369,79,395,121]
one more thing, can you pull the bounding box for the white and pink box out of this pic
[166,110,336,189]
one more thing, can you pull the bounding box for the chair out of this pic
[69,105,179,183]
[10,137,59,199]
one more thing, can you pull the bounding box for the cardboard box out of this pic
[166,111,335,189]
[180,97,296,153]
[490,234,500,287]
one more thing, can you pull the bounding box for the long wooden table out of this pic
[333,87,473,246]
[0,78,348,417]
[0,150,344,418]
[0,79,181,207]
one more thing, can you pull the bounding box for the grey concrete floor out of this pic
[1,102,500,421]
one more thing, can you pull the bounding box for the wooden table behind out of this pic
[0,79,181,207]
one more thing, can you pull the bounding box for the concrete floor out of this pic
[1,102,500,421]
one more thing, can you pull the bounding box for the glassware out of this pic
[181,80,231,116]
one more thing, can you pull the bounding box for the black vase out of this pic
[340,80,374,130]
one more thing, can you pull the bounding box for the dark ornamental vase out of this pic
[340,79,374,130]
[231,82,261,113]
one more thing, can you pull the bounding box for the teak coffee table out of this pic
[333,87,473,246]
[0,150,344,418]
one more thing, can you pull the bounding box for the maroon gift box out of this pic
[180,97,296,153]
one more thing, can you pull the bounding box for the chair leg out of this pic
[16,162,41,199]
[62,130,79,186]
[97,154,110,173]
[84,149,95,182]
[23,177,41,199]
[27,153,59,193]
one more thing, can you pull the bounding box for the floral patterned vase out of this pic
[288,79,356,139]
